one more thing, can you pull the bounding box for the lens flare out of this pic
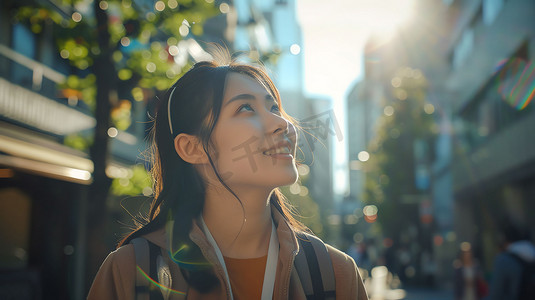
[167,245,212,270]
[136,265,186,296]
[494,58,534,110]
[166,220,212,271]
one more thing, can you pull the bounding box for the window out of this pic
[452,28,474,69]
[459,55,533,150]
[11,24,36,89]
[483,0,504,25]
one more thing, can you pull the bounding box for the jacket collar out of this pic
[142,204,301,299]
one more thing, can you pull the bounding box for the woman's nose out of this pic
[266,111,288,135]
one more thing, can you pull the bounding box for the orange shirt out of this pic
[223,255,268,300]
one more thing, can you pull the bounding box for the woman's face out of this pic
[208,72,298,190]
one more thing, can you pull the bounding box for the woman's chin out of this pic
[276,170,299,187]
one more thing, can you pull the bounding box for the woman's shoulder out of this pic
[109,244,136,266]
[325,244,358,273]
[87,244,137,299]
[324,243,368,299]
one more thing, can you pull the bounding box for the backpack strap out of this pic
[295,232,336,300]
[131,238,165,300]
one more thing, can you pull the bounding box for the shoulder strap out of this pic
[130,238,165,300]
[295,232,336,300]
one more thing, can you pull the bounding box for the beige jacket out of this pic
[88,208,368,299]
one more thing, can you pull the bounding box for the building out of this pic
[345,0,454,286]
[350,0,535,286]
[0,1,232,299]
[441,0,535,271]
[0,2,99,298]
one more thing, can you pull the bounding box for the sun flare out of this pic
[358,0,415,40]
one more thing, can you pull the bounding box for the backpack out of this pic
[508,252,535,300]
[131,232,336,300]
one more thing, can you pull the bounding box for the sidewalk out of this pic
[403,287,453,300]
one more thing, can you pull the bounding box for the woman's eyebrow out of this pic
[225,94,275,106]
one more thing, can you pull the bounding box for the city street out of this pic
[404,287,453,300]
[1,0,534,299]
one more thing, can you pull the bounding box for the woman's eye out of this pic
[237,103,254,113]
[271,104,280,113]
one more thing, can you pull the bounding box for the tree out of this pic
[362,67,437,249]
[13,0,219,291]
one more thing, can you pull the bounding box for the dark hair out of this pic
[119,54,305,292]
[503,223,531,243]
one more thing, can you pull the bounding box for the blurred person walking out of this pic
[347,241,372,272]
[453,242,488,300]
[87,51,368,299]
[488,223,535,300]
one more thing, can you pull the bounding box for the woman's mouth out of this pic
[263,145,291,156]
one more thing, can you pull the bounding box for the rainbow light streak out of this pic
[165,215,212,270]
[169,235,211,270]
[136,265,186,296]
[494,58,534,110]
[167,244,212,270]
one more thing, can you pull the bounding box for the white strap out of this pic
[261,222,278,300]
[200,216,278,300]
[200,216,234,299]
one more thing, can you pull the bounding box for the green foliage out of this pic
[362,67,437,239]
[281,173,325,237]
[110,164,153,196]
[64,133,94,151]
[14,0,220,151]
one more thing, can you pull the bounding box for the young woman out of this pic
[88,54,368,299]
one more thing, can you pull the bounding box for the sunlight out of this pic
[357,0,415,40]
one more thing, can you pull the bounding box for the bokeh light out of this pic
[290,44,301,55]
[154,1,165,11]
[179,24,189,37]
[107,127,118,138]
[60,49,69,59]
[297,164,310,176]
[219,3,230,14]
[384,105,394,116]
[71,12,82,22]
[168,45,179,56]
[99,1,108,10]
[363,205,378,216]
[120,37,130,47]
[168,0,178,9]
[396,89,408,100]
[358,151,370,162]
[424,103,435,114]
[289,183,300,194]
[145,62,156,73]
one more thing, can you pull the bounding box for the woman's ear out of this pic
[174,133,208,164]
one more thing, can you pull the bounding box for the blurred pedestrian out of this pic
[87,50,368,299]
[453,242,488,300]
[488,223,535,300]
[347,241,372,272]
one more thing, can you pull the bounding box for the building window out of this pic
[483,0,504,25]
[11,24,36,89]
[459,54,533,151]
[452,28,474,70]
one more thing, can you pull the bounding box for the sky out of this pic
[296,0,415,196]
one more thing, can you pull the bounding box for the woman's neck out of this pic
[202,186,273,259]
